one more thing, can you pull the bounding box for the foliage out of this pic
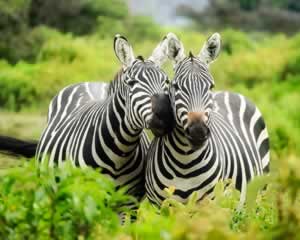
[28,0,128,35]
[0,0,162,63]
[0,27,120,110]
[0,160,133,239]
[221,29,256,54]
[0,2,45,63]
[0,0,128,64]
[0,0,128,35]
[178,0,300,33]
[0,159,299,239]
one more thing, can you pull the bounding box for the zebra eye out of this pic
[172,82,180,91]
[127,79,138,87]
[210,83,215,89]
[165,79,170,85]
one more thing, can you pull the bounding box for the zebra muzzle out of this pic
[148,93,175,137]
[185,120,210,148]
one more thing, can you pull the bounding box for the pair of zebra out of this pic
[0,33,270,206]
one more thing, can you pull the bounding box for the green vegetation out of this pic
[0,159,299,239]
[0,0,300,239]
[0,161,133,239]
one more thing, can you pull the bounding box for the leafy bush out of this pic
[0,30,120,110]
[221,29,256,54]
[28,0,128,35]
[0,160,133,239]
[0,158,299,239]
[0,21,50,64]
[0,0,128,63]
[281,34,300,79]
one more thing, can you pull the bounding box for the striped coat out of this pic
[145,32,270,205]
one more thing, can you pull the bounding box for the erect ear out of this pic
[114,34,135,69]
[198,32,221,65]
[166,32,185,65]
[148,36,169,67]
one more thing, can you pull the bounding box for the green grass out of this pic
[0,112,44,168]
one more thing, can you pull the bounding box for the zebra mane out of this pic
[107,68,125,96]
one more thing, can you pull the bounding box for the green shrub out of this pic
[211,35,292,88]
[28,0,128,35]
[0,26,51,64]
[221,29,256,54]
[96,16,125,39]
[0,159,299,239]
[0,160,133,239]
[0,0,128,63]
[281,50,300,79]
[0,61,38,111]
[0,32,120,110]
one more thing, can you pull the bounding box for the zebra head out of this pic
[167,32,221,148]
[114,34,174,136]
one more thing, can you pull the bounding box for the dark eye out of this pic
[172,82,180,91]
[210,83,215,90]
[127,79,138,87]
[165,79,170,85]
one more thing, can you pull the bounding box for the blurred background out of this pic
[0,0,299,167]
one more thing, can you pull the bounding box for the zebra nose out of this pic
[149,93,175,136]
[151,93,169,113]
[186,121,210,147]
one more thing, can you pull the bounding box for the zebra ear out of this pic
[148,36,169,67]
[114,34,135,68]
[198,33,221,65]
[166,32,185,65]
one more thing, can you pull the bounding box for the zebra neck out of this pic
[108,87,143,143]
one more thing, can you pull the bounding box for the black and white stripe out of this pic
[36,35,173,198]
[145,33,270,205]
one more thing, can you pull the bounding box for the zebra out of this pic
[145,33,270,206]
[0,34,175,199]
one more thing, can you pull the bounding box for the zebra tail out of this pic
[0,135,37,158]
